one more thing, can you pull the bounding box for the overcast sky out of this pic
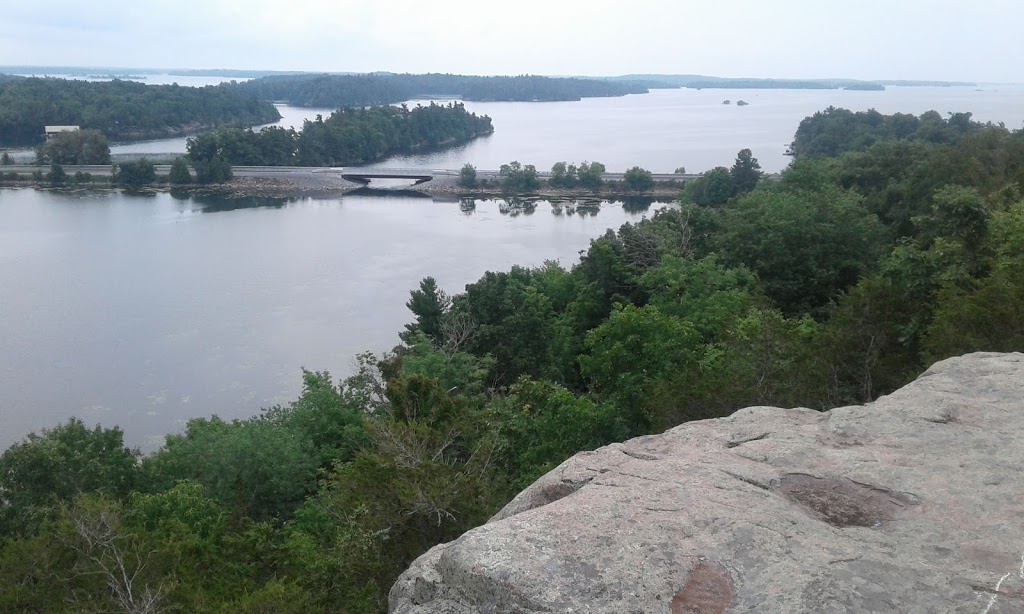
[1,0,1020,82]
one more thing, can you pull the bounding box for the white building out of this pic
[44,126,80,140]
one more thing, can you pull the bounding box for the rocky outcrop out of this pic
[390,353,1024,613]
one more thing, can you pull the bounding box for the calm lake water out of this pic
[0,189,666,450]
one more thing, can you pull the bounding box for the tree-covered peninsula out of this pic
[232,73,649,107]
[0,76,281,146]
[789,106,989,157]
[187,102,493,167]
[2,108,1023,612]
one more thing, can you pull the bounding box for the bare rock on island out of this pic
[389,352,1024,613]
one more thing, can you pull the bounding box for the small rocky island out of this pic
[391,353,1024,613]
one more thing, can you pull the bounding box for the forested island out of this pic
[0,76,281,146]
[2,108,1023,612]
[790,106,987,157]
[187,102,493,168]
[232,73,649,107]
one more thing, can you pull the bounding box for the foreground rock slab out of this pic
[390,353,1024,613]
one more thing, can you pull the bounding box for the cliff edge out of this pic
[390,352,1024,613]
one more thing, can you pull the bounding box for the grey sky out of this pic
[2,0,1020,82]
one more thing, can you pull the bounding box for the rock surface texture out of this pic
[390,353,1024,613]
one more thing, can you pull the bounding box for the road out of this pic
[3,165,705,183]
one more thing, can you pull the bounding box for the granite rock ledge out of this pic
[389,352,1024,613]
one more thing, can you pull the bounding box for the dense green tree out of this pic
[402,277,451,345]
[395,336,494,404]
[35,129,111,165]
[168,156,193,184]
[549,161,578,188]
[0,152,13,165]
[914,185,990,257]
[577,161,606,189]
[819,276,924,403]
[835,140,937,235]
[684,166,733,206]
[923,264,1024,361]
[623,166,655,192]
[580,304,703,432]
[0,419,139,539]
[716,182,889,315]
[921,201,1024,360]
[639,254,761,340]
[499,160,541,192]
[144,417,318,521]
[457,163,477,188]
[716,308,826,409]
[492,377,627,489]
[300,374,502,607]
[730,148,762,195]
[193,155,233,184]
[262,370,368,469]
[116,158,157,187]
[46,163,67,185]
[459,268,557,383]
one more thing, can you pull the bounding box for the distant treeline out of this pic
[791,106,993,157]
[232,73,649,107]
[0,76,281,146]
[0,66,309,79]
[188,102,493,167]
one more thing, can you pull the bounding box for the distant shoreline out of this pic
[1,66,980,88]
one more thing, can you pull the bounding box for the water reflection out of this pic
[170,190,291,213]
[453,196,668,218]
[620,196,658,214]
[498,197,537,217]
[346,187,432,199]
[118,189,159,199]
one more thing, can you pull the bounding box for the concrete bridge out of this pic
[333,168,438,186]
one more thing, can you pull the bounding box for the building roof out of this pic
[44,125,81,133]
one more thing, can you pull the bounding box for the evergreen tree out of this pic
[730,148,762,195]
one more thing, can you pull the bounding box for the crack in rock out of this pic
[981,552,1024,614]
[619,448,661,461]
[720,469,773,492]
[726,431,770,448]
